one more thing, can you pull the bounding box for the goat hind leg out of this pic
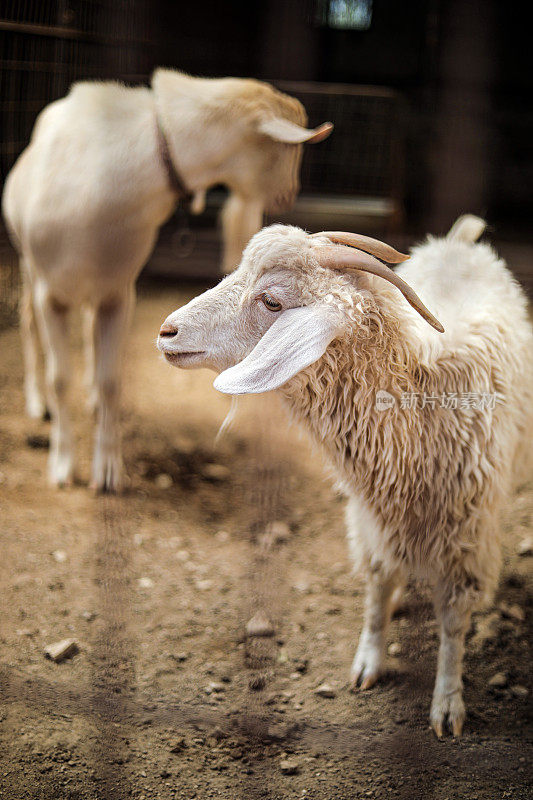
[430,584,473,738]
[91,288,134,492]
[20,265,47,419]
[33,285,74,486]
[82,306,98,414]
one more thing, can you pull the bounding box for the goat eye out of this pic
[261,293,282,312]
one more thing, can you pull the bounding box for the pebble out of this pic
[172,652,188,662]
[488,672,508,688]
[44,638,79,663]
[155,472,173,489]
[314,683,336,698]
[205,681,226,694]
[81,610,96,622]
[280,757,300,775]
[51,550,67,563]
[293,658,308,674]
[138,577,154,589]
[195,579,213,591]
[246,611,274,638]
[293,580,312,594]
[388,642,402,657]
[517,536,533,557]
[509,684,529,698]
[202,463,230,482]
[16,628,39,637]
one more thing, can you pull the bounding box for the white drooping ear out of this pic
[257,117,333,144]
[213,306,342,395]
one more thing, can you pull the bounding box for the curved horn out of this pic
[312,231,409,264]
[258,117,333,144]
[315,245,445,333]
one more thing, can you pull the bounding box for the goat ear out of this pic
[258,117,333,144]
[213,306,341,395]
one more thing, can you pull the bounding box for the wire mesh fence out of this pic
[0,0,152,327]
[278,81,405,200]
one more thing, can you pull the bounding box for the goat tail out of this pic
[446,214,487,244]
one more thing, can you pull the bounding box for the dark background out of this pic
[154,0,531,237]
[0,0,531,285]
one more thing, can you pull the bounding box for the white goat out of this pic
[2,69,331,490]
[157,215,532,737]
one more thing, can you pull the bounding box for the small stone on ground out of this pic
[44,638,79,663]
[314,683,336,698]
[246,611,275,638]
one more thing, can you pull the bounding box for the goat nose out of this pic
[159,322,178,338]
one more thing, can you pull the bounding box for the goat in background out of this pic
[2,70,331,490]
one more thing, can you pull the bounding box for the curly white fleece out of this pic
[265,227,533,608]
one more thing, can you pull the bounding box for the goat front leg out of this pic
[430,584,473,738]
[33,284,73,486]
[220,193,263,274]
[91,288,134,492]
[20,263,47,419]
[82,306,97,415]
[351,565,405,691]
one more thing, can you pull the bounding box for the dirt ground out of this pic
[0,282,531,800]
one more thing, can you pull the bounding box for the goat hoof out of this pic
[430,691,465,738]
[48,452,75,488]
[90,477,123,494]
[25,395,48,420]
[350,671,380,692]
[90,457,124,493]
[350,641,383,692]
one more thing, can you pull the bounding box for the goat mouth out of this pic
[164,351,206,366]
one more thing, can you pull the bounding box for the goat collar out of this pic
[155,114,193,207]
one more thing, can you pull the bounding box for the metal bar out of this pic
[0,19,151,46]
[276,80,400,100]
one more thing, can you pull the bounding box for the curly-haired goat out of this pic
[157,215,532,736]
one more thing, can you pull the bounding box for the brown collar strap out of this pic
[155,115,193,206]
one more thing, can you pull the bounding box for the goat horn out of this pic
[311,231,409,264]
[315,245,445,333]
